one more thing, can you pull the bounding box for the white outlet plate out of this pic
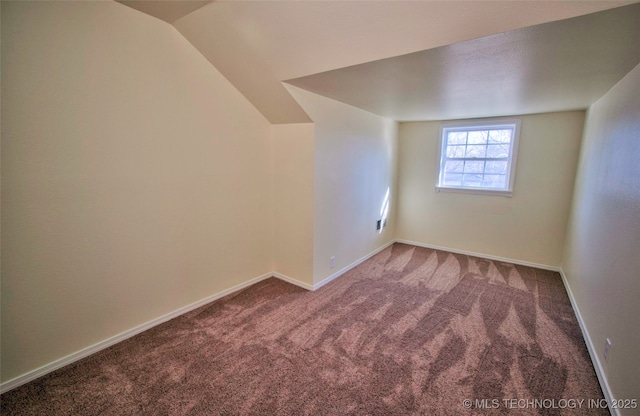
[330,256,336,269]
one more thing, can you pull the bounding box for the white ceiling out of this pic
[220,0,637,81]
[117,1,211,24]
[118,0,640,123]
[173,2,312,124]
[286,3,640,121]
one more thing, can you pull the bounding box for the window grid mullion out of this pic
[462,160,467,186]
[481,131,488,185]
[445,157,508,161]
[439,122,519,192]
[462,131,469,185]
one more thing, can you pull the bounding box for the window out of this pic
[436,119,521,196]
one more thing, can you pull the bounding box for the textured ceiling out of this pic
[116,1,211,24]
[219,0,637,81]
[173,2,312,124]
[118,0,640,123]
[286,3,640,121]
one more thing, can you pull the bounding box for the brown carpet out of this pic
[1,243,607,415]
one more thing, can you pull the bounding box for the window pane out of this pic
[489,129,512,143]
[443,173,463,186]
[465,145,486,158]
[482,175,506,189]
[468,130,488,144]
[444,160,464,173]
[487,144,509,158]
[447,131,467,145]
[438,120,519,194]
[446,145,466,158]
[485,161,508,174]
[462,174,482,187]
[464,160,484,173]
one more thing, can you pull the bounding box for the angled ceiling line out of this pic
[285,3,640,121]
[116,1,640,123]
[116,0,213,24]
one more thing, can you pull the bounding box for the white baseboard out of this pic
[398,239,616,414]
[394,239,560,272]
[0,271,274,394]
[272,272,314,291]
[2,243,396,395]
[312,239,396,291]
[558,268,618,416]
[3,241,608,414]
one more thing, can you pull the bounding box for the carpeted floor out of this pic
[1,243,607,415]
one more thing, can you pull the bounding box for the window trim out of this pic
[435,118,521,197]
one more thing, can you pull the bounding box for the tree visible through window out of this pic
[436,120,521,196]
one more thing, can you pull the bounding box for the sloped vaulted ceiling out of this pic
[286,3,640,121]
[116,1,212,24]
[173,2,312,124]
[118,0,640,123]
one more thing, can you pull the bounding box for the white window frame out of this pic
[436,119,521,197]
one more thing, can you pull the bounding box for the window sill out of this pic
[435,186,513,197]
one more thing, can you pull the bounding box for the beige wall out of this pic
[173,3,312,124]
[4,1,635,402]
[396,112,584,267]
[271,123,314,284]
[286,86,398,284]
[1,1,272,382]
[562,64,640,412]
